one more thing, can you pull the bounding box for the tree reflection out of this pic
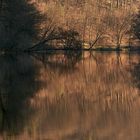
[31,50,82,74]
[131,62,140,89]
[0,52,140,140]
[0,54,42,135]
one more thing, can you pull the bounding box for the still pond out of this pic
[0,51,140,140]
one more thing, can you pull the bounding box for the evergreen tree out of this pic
[132,10,140,40]
[0,0,42,50]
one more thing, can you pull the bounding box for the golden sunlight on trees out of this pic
[0,0,140,51]
[33,0,140,50]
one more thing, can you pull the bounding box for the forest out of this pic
[0,0,140,52]
[1,1,140,139]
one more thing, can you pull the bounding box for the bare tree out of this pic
[108,9,133,49]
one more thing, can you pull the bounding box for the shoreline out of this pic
[1,47,140,54]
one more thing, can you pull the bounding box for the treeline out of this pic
[0,0,140,51]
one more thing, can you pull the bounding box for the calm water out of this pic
[0,52,140,140]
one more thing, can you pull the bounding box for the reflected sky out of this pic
[0,52,140,140]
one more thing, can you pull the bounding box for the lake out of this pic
[0,51,140,140]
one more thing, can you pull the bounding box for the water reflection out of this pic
[131,62,140,89]
[0,54,42,138]
[0,52,140,140]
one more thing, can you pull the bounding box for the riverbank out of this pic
[1,46,140,54]
[25,46,140,52]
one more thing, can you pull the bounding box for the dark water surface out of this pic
[0,52,140,140]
